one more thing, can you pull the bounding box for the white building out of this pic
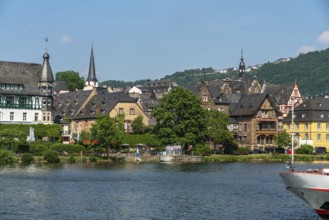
[0,49,54,124]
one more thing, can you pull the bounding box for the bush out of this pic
[43,151,60,163]
[296,144,313,154]
[50,143,86,155]
[29,143,49,156]
[68,155,76,163]
[89,156,97,162]
[234,147,250,155]
[0,150,14,164]
[224,145,239,154]
[192,144,212,156]
[21,153,34,164]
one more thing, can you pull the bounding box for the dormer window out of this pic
[320,113,324,118]
[302,114,305,118]
[202,95,208,102]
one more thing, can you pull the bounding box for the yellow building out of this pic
[283,97,329,150]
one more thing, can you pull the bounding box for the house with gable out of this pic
[229,93,281,150]
[0,48,54,124]
[283,97,329,150]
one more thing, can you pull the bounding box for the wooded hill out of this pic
[100,48,329,96]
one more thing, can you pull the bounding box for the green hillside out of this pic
[100,48,329,96]
[257,48,329,96]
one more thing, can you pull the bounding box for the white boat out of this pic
[280,168,329,219]
[279,98,329,219]
[159,155,175,162]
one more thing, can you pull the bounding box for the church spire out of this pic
[238,48,245,78]
[40,37,54,83]
[85,45,98,87]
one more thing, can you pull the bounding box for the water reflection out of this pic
[0,162,322,219]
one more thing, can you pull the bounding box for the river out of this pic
[0,161,324,220]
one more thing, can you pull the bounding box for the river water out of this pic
[0,161,325,220]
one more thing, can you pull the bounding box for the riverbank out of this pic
[11,153,329,164]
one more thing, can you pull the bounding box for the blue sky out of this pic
[0,0,328,82]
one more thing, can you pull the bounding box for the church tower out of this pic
[38,38,54,124]
[85,46,99,88]
[238,49,246,79]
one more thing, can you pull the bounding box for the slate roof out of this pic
[230,93,277,116]
[265,84,293,105]
[284,97,329,123]
[0,61,43,95]
[53,89,93,119]
[74,92,138,120]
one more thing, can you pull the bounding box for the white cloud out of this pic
[317,31,329,45]
[297,45,317,54]
[60,35,73,44]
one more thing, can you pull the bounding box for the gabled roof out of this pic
[53,89,93,119]
[230,93,276,116]
[0,61,42,95]
[284,97,329,122]
[73,92,137,120]
[265,84,293,105]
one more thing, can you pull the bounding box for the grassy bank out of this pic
[204,154,329,162]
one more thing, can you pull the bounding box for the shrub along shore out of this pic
[1,152,329,165]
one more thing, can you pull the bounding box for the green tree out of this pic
[151,87,207,149]
[131,115,145,134]
[55,70,85,91]
[90,115,124,157]
[206,110,237,150]
[275,130,291,148]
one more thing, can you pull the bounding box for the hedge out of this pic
[50,143,86,154]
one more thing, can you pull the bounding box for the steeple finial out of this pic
[44,37,49,51]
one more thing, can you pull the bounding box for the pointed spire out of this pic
[86,45,98,87]
[40,37,54,83]
[238,48,245,78]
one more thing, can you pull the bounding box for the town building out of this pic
[0,49,54,124]
[283,97,329,150]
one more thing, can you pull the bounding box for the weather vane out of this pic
[44,37,49,50]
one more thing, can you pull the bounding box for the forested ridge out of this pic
[100,48,329,96]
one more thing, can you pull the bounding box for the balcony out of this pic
[256,128,277,135]
[0,103,41,110]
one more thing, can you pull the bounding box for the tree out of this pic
[90,115,124,157]
[131,115,145,134]
[55,70,85,91]
[206,110,237,151]
[275,130,291,148]
[151,87,207,149]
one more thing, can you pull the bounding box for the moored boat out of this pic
[279,98,329,219]
[280,168,329,219]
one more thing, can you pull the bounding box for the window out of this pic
[244,123,247,131]
[47,113,50,121]
[320,113,324,118]
[34,113,39,121]
[43,113,46,121]
[318,123,321,130]
[295,123,299,130]
[305,133,308,140]
[202,95,208,102]
[302,114,305,118]
[23,112,27,121]
[326,123,329,130]
[6,96,14,105]
[48,99,51,106]
[318,134,322,141]
[304,123,308,130]
[327,134,329,142]
[10,112,14,121]
[130,108,135,115]
[119,108,124,115]
[287,124,290,130]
